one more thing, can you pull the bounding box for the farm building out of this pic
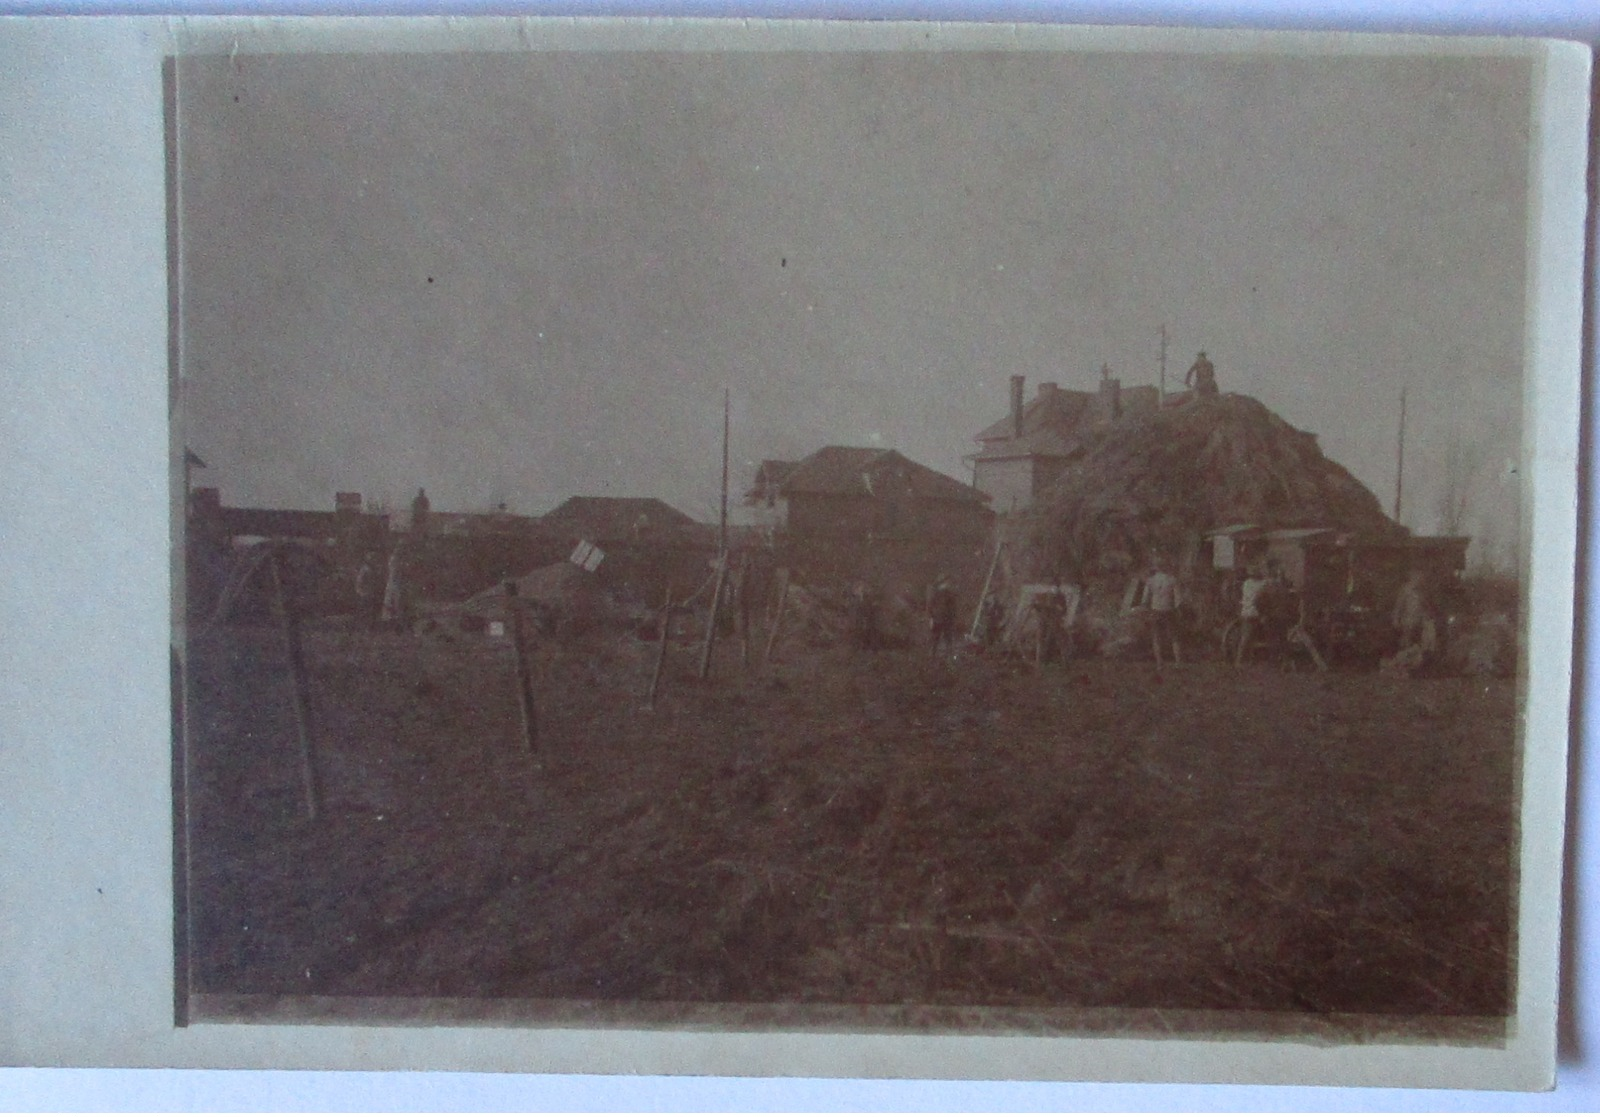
[969,373,1158,512]
[755,445,994,609]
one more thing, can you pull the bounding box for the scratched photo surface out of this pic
[173,47,1529,1037]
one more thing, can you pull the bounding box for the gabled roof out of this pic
[779,447,989,505]
[966,385,1094,444]
[541,496,698,538]
[742,459,798,504]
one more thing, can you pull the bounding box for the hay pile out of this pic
[453,561,629,636]
[1016,393,1401,580]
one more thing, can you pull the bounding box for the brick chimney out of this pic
[1009,375,1025,438]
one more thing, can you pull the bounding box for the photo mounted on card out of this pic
[159,17,1585,1088]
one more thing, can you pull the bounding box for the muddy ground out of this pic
[183,619,1515,1031]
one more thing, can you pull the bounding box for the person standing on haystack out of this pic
[1185,351,1218,398]
[927,574,959,659]
[1140,557,1182,667]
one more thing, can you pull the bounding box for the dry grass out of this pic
[185,621,1516,1025]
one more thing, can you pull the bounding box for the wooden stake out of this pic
[734,561,751,668]
[969,538,1005,639]
[269,549,321,820]
[764,569,790,664]
[647,587,673,708]
[504,582,539,761]
[698,556,729,680]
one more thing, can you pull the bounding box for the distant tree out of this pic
[1435,430,1488,537]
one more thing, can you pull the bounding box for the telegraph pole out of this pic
[1393,386,1407,523]
[1158,325,1168,406]
[719,388,730,556]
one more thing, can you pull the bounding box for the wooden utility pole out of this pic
[699,387,734,680]
[269,549,321,820]
[719,388,731,557]
[1158,325,1168,406]
[1394,387,1408,523]
[504,581,539,761]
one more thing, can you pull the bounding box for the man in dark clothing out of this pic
[1185,351,1218,397]
[410,487,431,536]
[928,576,959,658]
[850,582,880,651]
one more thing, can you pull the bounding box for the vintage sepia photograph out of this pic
[161,21,1579,1078]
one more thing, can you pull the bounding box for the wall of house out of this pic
[974,458,1035,513]
[784,492,991,544]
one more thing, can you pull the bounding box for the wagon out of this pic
[1203,526,1470,669]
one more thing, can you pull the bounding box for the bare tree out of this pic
[1435,429,1487,537]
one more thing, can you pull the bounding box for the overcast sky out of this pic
[177,45,1531,550]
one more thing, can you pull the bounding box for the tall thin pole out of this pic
[1158,324,1168,406]
[1394,386,1407,523]
[719,388,730,557]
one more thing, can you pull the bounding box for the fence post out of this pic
[505,581,539,762]
[646,586,673,708]
[269,549,321,820]
[698,556,729,680]
[764,569,790,665]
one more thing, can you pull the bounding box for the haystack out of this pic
[457,560,623,635]
[1015,393,1402,582]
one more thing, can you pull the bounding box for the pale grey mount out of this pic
[0,14,1586,1090]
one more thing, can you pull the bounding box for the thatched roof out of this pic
[1016,393,1403,577]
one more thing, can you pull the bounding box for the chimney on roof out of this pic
[1009,375,1025,439]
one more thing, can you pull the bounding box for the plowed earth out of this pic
[183,621,1515,1030]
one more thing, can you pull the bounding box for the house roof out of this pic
[742,459,798,504]
[779,447,989,505]
[540,496,699,539]
[973,385,1095,457]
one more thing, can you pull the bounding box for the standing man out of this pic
[1392,569,1435,654]
[1141,557,1182,666]
[381,545,408,630]
[850,581,880,652]
[354,551,380,625]
[410,487,431,537]
[1031,586,1068,666]
[1235,563,1269,666]
[1185,350,1218,397]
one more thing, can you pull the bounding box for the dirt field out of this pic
[182,619,1516,1031]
